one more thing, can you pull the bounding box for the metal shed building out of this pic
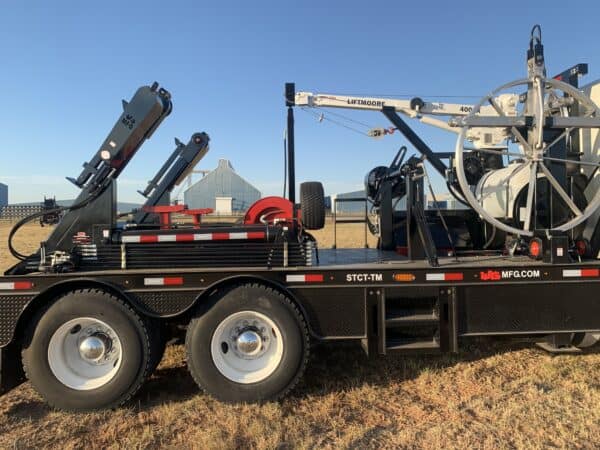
[183,159,261,212]
[334,189,407,213]
[0,183,7,208]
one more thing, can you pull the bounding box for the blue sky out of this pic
[1,1,600,203]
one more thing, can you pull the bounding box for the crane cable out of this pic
[302,89,481,99]
[299,107,370,137]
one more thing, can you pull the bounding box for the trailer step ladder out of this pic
[378,289,441,354]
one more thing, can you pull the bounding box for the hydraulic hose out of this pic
[8,182,110,261]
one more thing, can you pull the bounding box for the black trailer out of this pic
[2,248,600,410]
[2,28,600,411]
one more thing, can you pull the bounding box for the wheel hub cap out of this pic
[236,330,262,356]
[78,334,109,362]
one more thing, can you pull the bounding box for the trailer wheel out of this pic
[300,181,325,230]
[185,284,309,402]
[573,332,600,348]
[22,289,151,411]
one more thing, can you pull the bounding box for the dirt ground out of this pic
[0,221,599,449]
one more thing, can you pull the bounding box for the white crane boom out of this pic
[295,91,519,146]
[294,92,502,116]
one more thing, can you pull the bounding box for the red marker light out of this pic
[575,239,590,257]
[528,238,542,259]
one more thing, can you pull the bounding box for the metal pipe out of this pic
[285,83,296,204]
[382,107,448,178]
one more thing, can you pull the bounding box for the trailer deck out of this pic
[316,248,552,268]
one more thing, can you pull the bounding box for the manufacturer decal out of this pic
[346,273,383,282]
[347,99,385,107]
[480,269,541,280]
[480,270,501,281]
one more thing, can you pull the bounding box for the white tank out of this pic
[475,162,536,220]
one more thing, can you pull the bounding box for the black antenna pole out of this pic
[285,83,296,204]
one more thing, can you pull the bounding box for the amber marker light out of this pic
[393,273,415,282]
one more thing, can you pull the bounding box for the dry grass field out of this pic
[0,221,599,449]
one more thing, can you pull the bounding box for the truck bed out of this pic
[314,248,591,269]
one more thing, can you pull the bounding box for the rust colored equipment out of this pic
[182,208,214,228]
[243,196,297,225]
[142,204,186,229]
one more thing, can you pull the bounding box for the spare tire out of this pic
[300,182,325,230]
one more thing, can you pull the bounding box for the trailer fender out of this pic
[10,278,146,348]
[186,275,318,339]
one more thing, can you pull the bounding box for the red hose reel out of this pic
[243,196,299,225]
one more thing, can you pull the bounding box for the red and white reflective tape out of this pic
[562,268,599,278]
[286,274,324,283]
[122,231,266,244]
[0,281,33,290]
[143,277,184,286]
[425,272,463,281]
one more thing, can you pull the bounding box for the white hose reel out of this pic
[454,76,600,237]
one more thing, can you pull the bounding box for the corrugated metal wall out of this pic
[0,183,7,207]
[183,159,261,211]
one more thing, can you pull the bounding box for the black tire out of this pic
[22,289,151,411]
[146,319,167,373]
[300,181,325,230]
[185,283,309,403]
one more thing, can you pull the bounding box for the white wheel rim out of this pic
[48,317,123,390]
[210,311,284,384]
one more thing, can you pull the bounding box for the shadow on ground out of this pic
[125,339,600,408]
[4,339,599,416]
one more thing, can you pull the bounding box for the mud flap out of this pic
[0,343,25,395]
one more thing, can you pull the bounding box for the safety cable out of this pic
[311,107,374,129]
[482,223,497,250]
[282,92,375,137]
[299,107,370,137]
[421,162,458,260]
